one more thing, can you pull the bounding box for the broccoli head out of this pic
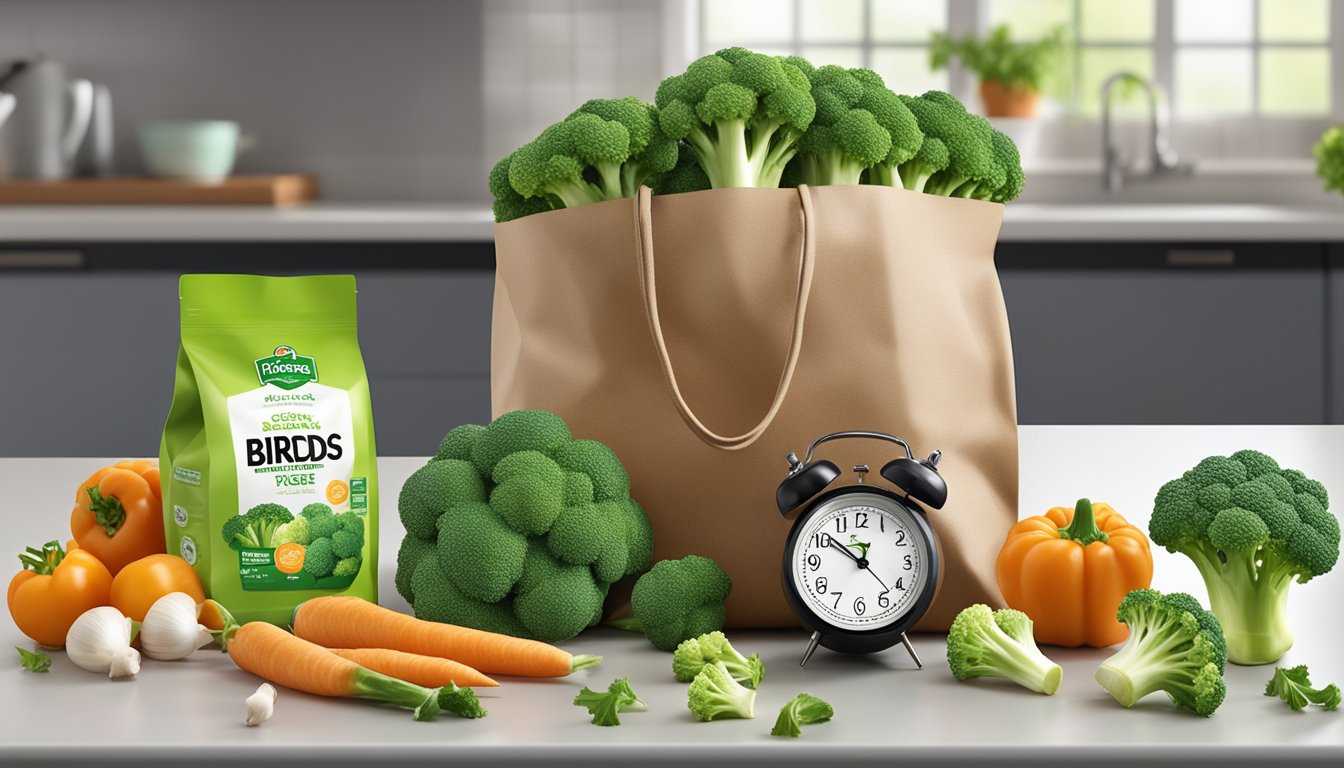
[1095,589,1227,717]
[221,503,294,551]
[629,555,732,651]
[656,48,815,188]
[770,692,833,738]
[890,135,949,193]
[687,660,756,721]
[946,604,1062,695]
[303,537,336,579]
[788,64,922,187]
[394,409,652,642]
[1149,450,1338,664]
[651,141,711,196]
[672,631,763,688]
[490,152,553,223]
[900,92,996,197]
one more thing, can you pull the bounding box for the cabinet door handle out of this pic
[1167,249,1235,267]
[0,250,85,269]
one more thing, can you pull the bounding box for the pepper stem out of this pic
[1059,498,1109,546]
[86,486,127,537]
[17,540,65,575]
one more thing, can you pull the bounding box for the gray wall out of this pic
[0,0,486,201]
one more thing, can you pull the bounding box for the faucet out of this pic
[1100,71,1194,191]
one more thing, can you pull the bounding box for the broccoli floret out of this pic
[890,135,949,193]
[437,682,488,719]
[435,423,487,462]
[435,501,527,603]
[651,141,711,195]
[300,503,333,520]
[1264,665,1341,712]
[901,92,996,197]
[571,97,680,197]
[549,439,630,502]
[395,533,435,603]
[672,631,763,688]
[271,516,311,547]
[398,459,486,540]
[490,451,565,535]
[490,152,554,223]
[409,554,525,637]
[331,529,361,559]
[513,541,605,642]
[1095,589,1227,717]
[656,48,815,188]
[618,499,654,576]
[946,605,1062,695]
[687,660,756,721]
[546,503,607,566]
[770,692,833,738]
[221,503,294,551]
[332,556,361,578]
[470,410,572,477]
[303,537,336,578]
[309,513,342,542]
[572,677,647,726]
[629,555,732,651]
[789,65,922,186]
[986,129,1025,203]
[1149,450,1338,664]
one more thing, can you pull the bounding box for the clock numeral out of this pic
[810,532,833,549]
[831,591,843,609]
[894,577,905,591]
[878,592,891,609]
[815,576,828,593]
[806,553,821,571]
[834,516,848,534]
[855,512,869,529]
[854,597,866,616]
[879,516,885,532]
[894,530,907,546]
[903,554,913,571]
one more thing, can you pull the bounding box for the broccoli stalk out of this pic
[1094,589,1227,717]
[770,692,833,738]
[687,661,756,721]
[1149,450,1339,665]
[946,605,1061,695]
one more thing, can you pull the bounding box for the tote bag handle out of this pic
[634,184,817,451]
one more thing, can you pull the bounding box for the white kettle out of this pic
[0,56,94,180]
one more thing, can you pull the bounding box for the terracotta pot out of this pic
[979,80,1040,118]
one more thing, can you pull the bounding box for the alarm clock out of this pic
[775,430,947,667]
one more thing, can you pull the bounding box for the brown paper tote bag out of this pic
[492,185,1017,629]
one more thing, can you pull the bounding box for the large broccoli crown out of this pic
[629,555,732,651]
[1096,589,1227,717]
[946,604,1062,695]
[655,49,815,189]
[900,92,995,196]
[394,409,652,643]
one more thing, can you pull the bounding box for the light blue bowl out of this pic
[138,120,240,183]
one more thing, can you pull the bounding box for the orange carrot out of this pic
[292,596,601,677]
[329,648,498,688]
[228,622,444,721]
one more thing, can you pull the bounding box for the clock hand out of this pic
[827,539,863,566]
[865,567,891,595]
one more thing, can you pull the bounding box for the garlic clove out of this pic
[141,592,214,661]
[66,606,138,678]
[245,683,278,726]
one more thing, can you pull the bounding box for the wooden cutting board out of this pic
[0,175,317,206]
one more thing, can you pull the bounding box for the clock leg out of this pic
[799,631,822,667]
[900,632,923,669]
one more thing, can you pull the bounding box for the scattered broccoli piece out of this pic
[435,501,528,603]
[1149,450,1339,664]
[303,537,336,579]
[221,503,294,551]
[655,48,815,189]
[687,660,756,721]
[16,646,51,673]
[1095,589,1227,717]
[672,631,763,688]
[1264,665,1341,712]
[770,692,833,738]
[271,516,311,547]
[332,556,361,579]
[398,459,486,540]
[900,92,996,197]
[437,682,488,719]
[629,555,732,651]
[572,678,647,726]
[946,604,1062,695]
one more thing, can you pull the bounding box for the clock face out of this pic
[788,492,930,632]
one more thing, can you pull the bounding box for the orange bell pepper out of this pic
[70,460,165,575]
[8,540,113,647]
[111,553,205,622]
[996,499,1153,648]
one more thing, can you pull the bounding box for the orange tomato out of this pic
[7,540,113,647]
[70,460,165,575]
[110,554,205,622]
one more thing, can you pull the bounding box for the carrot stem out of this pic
[352,669,440,722]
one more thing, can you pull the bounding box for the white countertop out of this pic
[3,200,1344,244]
[2,426,1341,765]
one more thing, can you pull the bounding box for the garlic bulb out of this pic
[246,683,278,726]
[140,592,213,661]
[66,606,140,679]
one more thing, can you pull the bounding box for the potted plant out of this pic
[929,24,1068,118]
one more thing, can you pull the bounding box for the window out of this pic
[699,0,951,95]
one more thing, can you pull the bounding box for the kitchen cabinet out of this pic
[998,243,1329,424]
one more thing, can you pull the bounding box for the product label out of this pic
[226,346,364,591]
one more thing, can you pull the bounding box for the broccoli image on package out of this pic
[1149,450,1339,665]
[296,506,365,582]
[395,410,654,643]
[222,503,294,551]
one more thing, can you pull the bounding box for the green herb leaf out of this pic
[16,646,51,673]
[573,677,646,726]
